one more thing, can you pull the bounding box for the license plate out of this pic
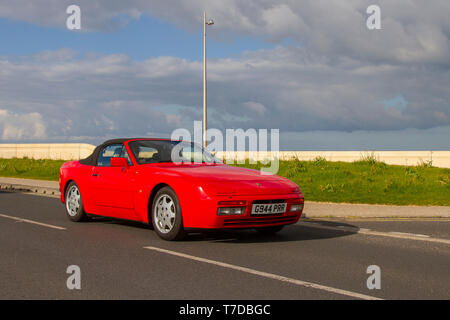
[251,203,286,215]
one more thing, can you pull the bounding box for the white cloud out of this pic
[243,101,266,115]
[0,109,46,139]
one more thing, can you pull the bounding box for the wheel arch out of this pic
[63,179,75,200]
[147,183,171,224]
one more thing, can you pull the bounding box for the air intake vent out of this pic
[223,215,298,227]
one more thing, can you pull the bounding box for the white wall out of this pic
[0,144,449,168]
[214,150,450,168]
[0,143,95,160]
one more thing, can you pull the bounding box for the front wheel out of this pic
[255,225,284,235]
[151,187,186,241]
[65,181,88,222]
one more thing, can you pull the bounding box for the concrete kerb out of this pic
[303,201,450,218]
[0,182,60,197]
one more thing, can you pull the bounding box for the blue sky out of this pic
[0,1,448,150]
[0,16,277,60]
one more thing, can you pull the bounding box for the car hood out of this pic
[149,163,301,196]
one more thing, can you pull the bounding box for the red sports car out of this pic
[59,138,304,240]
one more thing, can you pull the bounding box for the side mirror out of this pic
[110,157,129,168]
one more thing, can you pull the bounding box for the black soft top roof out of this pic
[79,138,143,166]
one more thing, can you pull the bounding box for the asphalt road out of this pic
[0,191,449,300]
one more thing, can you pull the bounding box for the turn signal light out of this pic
[289,203,304,212]
[217,207,246,215]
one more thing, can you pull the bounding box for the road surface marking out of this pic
[298,222,450,244]
[143,246,382,300]
[0,213,66,230]
[388,231,429,238]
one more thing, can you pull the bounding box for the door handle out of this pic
[92,173,100,177]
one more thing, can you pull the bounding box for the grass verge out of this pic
[233,157,450,206]
[0,158,65,181]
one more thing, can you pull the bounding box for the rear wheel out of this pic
[65,181,88,222]
[151,187,185,241]
[255,225,284,235]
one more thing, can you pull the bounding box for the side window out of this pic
[97,144,125,167]
[136,146,159,164]
[120,145,133,165]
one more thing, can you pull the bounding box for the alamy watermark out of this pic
[366,5,381,30]
[66,265,81,290]
[171,121,280,175]
[66,5,81,30]
[366,265,381,290]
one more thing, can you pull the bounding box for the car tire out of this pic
[65,181,89,222]
[151,186,186,241]
[255,225,284,235]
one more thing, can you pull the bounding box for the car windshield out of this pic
[128,140,221,165]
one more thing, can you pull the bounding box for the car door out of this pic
[90,144,137,220]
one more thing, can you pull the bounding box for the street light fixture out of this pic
[203,11,214,149]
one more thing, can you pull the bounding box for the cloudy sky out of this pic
[0,0,449,150]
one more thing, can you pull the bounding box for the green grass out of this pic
[233,157,450,206]
[0,158,65,181]
[1,157,449,206]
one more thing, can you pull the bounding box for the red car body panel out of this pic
[59,139,304,229]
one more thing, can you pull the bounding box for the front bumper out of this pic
[182,193,304,229]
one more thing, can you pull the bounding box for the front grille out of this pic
[223,214,298,227]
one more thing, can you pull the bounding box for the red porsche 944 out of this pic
[59,138,304,240]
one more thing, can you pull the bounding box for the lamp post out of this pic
[203,11,214,149]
